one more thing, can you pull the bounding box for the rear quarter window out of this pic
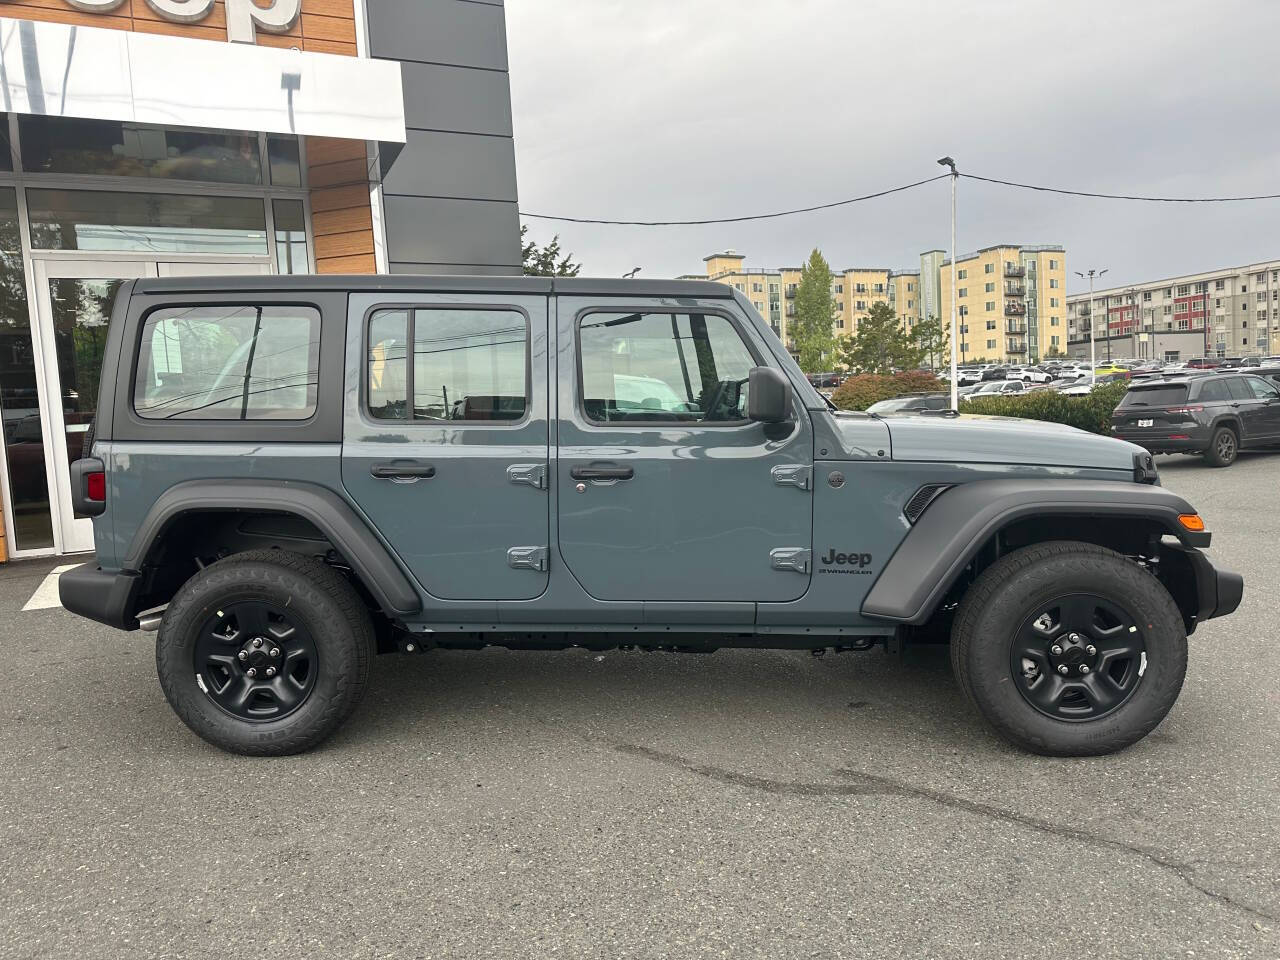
[134,305,320,420]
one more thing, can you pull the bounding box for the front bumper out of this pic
[1162,543,1243,632]
[58,564,140,631]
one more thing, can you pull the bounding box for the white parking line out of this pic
[22,565,79,612]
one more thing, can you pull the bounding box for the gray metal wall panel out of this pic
[384,197,522,268]
[383,130,517,202]
[400,61,512,136]
[366,0,507,70]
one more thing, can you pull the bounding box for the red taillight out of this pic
[85,471,106,502]
[1167,405,1204,414]
[1168,434,1190,440]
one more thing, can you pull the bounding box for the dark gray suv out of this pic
[58,276,1241,757]
[1112,372,1280,467]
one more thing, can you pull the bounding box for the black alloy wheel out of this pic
[193,601,319,722]
[1009,594,1146,722]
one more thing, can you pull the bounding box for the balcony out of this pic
[1006,340,1027,354]
[785,288,796,298]
[1005,301,1027,316]
[1006,319,1027,335]
[1005,265,1026,278]
[1004,284,1026,297]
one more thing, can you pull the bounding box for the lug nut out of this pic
[1079,664,1091,674]
[265,667,276,677]
[246,667,258,678]
[237,651,248,661]
[270,647,280,658]
[1086,645,1097,655]
[252,638,263,648]
[405,643,416,653]
[1057,665,1069,675]
[1050,644,1062,655]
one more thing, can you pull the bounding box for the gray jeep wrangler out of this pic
[59,276,1242,757]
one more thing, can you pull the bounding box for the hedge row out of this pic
[961,380,1129,435]
[830,371,943,411]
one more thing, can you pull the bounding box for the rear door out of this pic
[341,293,549,601]
[555,297,813,604]
[1223,377,1266,442]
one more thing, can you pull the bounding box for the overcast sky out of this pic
[506,0,1280,295]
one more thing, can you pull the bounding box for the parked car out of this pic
[807,372,843,389]
[1111,372,1280,466]
[1185,358,1221,369]
[962,379,1026,401]
[980,366,1009,381]
[865,394,951,415]
[956,367,983,386]
[59,275,1241,758]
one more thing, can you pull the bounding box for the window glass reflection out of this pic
[267,135,302,187]
[20,117,262,185]
[273,199,309,274]
[27,189,268,255]
[0,188,53,550]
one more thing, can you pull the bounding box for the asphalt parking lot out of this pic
[1,454,1277,960]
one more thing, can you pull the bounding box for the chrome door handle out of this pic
[371,460,436,480]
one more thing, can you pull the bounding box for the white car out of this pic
[1017,367,1053,384]
[961,379,1027,402]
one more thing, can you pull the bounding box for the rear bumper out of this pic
[58,563,140,631]
[1113,430,1209,454]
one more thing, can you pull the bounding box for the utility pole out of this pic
[938,156,958,409]
[1075,268,1107,372]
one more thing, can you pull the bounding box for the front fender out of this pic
[860,478,1209,624]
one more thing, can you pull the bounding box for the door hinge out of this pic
[507,545,548,572]
[771,464,811,490]
[770,547,811,574]
[506,463,547,490]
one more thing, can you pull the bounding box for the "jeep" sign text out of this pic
[66,0,302,44]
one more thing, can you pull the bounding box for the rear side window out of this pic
[1118,384,1188,408]
[578,311,758,424]
[1194,379,1231,403]
[135,305,320,420]
[366,307,527,422]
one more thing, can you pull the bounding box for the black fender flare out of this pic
[123,479,421,617]
[860,478,1207,624]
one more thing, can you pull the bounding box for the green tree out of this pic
[792,249,837,372]
[911,314,948,370]
[520,224,582,277]
[841,301,922,374]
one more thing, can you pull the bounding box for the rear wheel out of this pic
[951,541,1186,756]
[156,550,373,756]
[1204,425,1238,467]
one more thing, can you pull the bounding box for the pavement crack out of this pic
[608,740,1278,925]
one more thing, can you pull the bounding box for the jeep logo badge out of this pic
[820,549,872,567]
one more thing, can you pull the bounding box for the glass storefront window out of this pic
[0,188,53,550]
[19,117,263,185]
[0,114,11,172]
[273,199,309,274]
[27,189,268,255]
[267,135,302,187]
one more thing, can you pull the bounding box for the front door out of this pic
[555,298,814,604]
[341,294,551,601]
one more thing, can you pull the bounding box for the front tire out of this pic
[951,541,1186,756]
[156,550,374,756]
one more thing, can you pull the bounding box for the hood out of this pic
[883,413,1142,470]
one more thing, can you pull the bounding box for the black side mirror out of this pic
[748,366,792,423]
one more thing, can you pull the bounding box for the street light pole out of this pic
[938,156,958,409]
[1075,268,1107,372]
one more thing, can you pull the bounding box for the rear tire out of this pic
[1204,425,1238,467]
[951,541,1186,756]
[156,550,374,756]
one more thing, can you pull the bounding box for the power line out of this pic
[960,172,1280,203]
[518,174,950,226]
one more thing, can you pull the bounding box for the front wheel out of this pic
[951,541,1187,756]
[156,550,374,756]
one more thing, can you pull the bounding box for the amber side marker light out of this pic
[1178,514,1205,532]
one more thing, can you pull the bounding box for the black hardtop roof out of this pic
[129,274,735,300]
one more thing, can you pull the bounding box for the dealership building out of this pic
[0,0,520,559]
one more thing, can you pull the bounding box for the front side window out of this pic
[135,305,320,420]
[366,308,527,422]
[579,311,757,424]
